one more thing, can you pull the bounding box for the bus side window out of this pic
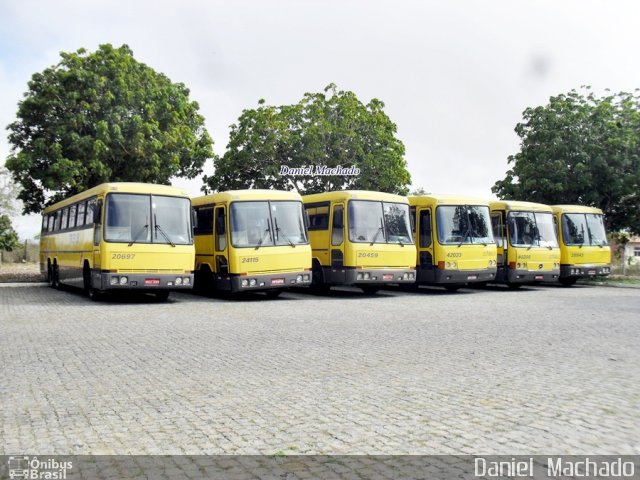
[87,198,98,224]
[409,207,416,234]
[195,207,213,235]
[54,210,62,231]
[331,205,344,246]
[68,204,77,229]
[491,214,504,248]
[419,209,432,247]
[215,207,227,251]
[77,201,86,227]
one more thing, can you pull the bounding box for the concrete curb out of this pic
[0,282,48,288]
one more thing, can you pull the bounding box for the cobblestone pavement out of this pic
[1,284,638,455]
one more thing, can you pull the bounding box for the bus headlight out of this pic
[175,277,183,285]
[402,273,409,280]
[446,262,457,269]
[296,275,303,283]
[249,278,257,286]
[303,274,310,281]
[119,276,128,285]
[356,273,363,280]
[183,277,190,285]
[241,279,249,287]
[363,272,371,280]
[110,277,119,285]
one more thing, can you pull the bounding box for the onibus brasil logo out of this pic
[7,456,73,479]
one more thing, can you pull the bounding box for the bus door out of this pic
[214,205,230,289]
[330,203,345,283]
[417,207,434,282]
[491,211,506,280]
[90,198,102,270]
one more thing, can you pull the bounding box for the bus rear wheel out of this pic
[48,263,59,289]
[154,291,170,301]
[559,277,578,287]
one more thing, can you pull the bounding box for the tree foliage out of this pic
[6,44,214,214]
[493,88,640,233]
[0,214,20,251]
[205,84,411,195]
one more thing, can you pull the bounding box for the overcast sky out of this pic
[1,0,639,239]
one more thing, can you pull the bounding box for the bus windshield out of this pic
[436,205,494,245]
[230,201,308,248]
[508,211,558,248]
[104,194,192,245]
[562,213,608,246]
[348,200,413,244]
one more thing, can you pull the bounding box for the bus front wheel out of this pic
[361,286,379,295]
[264,289,282,299]
[83,266,101,301]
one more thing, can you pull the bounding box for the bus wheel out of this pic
[361,286,379,295]
[84,267,101,301]
[559,277,578,287]
[507,283,522,290]
[444,285,460,292]
[154,291,170,301]
[264,289,282,299]
[49,263,60,289]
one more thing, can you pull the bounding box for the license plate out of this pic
[467,275,478,280]
[271,278,285,285]
[144,278,160,286]
[588,270,596,275]
[383,274,394,281]
[534,275,544,281]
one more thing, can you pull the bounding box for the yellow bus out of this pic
[489,200,560,288]
[192,190,312,297]
[303,190,416,294]
[551,205,611,286]
[408,195,497,291]
[40,182,195,300]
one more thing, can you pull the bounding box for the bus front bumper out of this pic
[94,271,194,291]
[560,265,611,279]
[507,269,559,284]
[346,268,416,285]
[427,268,497,285]
[230,271,312,292]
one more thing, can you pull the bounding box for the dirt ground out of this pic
[0,262,43,283]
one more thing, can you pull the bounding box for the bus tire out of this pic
[49,262,60,289]
[507,283,522,290]
[310,261,330,293]
[154,291,170,301]
[559,277,578,287]
[84,264,101,301]
[361,286,379,295]
[444,285,460,292]
[264,289,282,299]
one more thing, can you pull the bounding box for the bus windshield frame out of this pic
[507,211,558,248]
[104,193,193,245]
[436,205,495,245]
[347,200,413,245]
[561,213,608,246]
[229,200,308,249]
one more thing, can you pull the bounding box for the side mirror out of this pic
[93,200,103,224]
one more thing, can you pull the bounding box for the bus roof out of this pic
[408,194,490,207]
[302,190,408,204]
[192,189,303,207]
[489,200,553,212]
[551,205,604,215]
[42,182,191,214]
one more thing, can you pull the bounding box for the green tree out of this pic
[205,84,411,195]
[6,44,214,214]
[0,215,19,251]
[492,88,640,233]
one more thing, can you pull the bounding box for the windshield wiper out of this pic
[536,232,554,250]
[255,225,272,250]
[128,221,148,246]
[370,219,385,246]
[154,214,175,247]
[274,217,295,247]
